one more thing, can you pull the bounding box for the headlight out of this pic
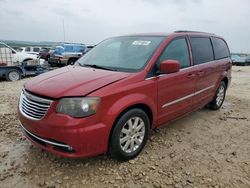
[56,97,100,118]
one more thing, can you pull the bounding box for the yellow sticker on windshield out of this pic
[132,41,151,46]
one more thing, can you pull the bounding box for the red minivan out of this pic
[18,31,232,161]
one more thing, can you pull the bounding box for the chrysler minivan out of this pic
[18,31,232,161]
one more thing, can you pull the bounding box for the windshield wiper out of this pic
[83,64,117,71]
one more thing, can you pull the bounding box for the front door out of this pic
[156,37,196,125]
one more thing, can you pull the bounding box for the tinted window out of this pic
[33,47,40,52]
[190,37,214,65]
[159,38,190,68]
[25,47,30,52]
[64,45,74,52]
[211,37,230,59]
[73,45,85,53]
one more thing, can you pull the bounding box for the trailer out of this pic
[0,42,48,81]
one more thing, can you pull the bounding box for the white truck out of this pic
[0,42,47,81]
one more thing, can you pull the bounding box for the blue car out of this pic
[231,54,247,66]
[245,55,250,65]
[49,43,86,66]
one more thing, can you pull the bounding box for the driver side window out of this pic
[159,38,190,69]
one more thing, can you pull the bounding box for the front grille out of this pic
[19,90,52,120]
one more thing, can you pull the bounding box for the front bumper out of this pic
[20,123,74,152]
[18,109,110,158]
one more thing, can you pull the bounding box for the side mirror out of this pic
[160,59,180,74]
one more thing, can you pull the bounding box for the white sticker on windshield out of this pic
[132,41,151,46]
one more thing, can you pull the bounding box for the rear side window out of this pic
[190,37,214,65]
[64,45,74,52]
[159,38,190,68]
[211,37,230,60]
[73,45,85,53]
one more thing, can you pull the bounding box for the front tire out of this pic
[208,81,226,110]
[67,59,76,65]
[109,109,150,161]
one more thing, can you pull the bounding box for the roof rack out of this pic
[174,30,214,35]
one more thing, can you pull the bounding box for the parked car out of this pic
[48,43,85,66]
[0,42,38,64]
[19,46,42,55]
[231,54,247,66]
[18,31,232,161]
[244,55,250,65]
[85,45,95,53]
[0,42,47,81]
[39,48,51,61]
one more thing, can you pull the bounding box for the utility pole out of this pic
[62,18,66,42]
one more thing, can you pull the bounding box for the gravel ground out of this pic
[0,66,249,188]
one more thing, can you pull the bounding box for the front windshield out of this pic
[77,36,165,72]
[54,46,64,55]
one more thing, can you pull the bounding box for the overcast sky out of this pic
[0,0,249,53]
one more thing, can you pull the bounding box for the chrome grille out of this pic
[19,90,52,120]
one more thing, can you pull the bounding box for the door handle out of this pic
[186,73,196,79]
[197,71,205,77]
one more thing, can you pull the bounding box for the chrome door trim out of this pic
[161,85,214,108]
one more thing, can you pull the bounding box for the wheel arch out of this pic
[221,77,228,89]
[215,70,230,91]
[22,58,33,62]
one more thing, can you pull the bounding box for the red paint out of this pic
[160,60,180,74]
[18,32,232,158]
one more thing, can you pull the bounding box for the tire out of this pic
[208,81,226,110]
[67,59,76,65]
[5,69,22,81]
[109,108,150,161]
[45,55,50,61]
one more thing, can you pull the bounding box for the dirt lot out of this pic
[0,66,249,188]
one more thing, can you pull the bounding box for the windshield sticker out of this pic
[132,41,151,46]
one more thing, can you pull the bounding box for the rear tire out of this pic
[6,69,21,81]
[109,109,150,161]
[208,81,226,110]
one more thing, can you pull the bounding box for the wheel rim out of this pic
[216,85,225,106]
[8,71,20,81]
[119,117,145,153]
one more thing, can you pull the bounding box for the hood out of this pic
[24,66,130,98]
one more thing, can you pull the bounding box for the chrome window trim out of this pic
[145,57,231,81]
[162,85,214,108]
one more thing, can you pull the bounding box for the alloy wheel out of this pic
[119,117,145,153]
[216,85,225,106]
